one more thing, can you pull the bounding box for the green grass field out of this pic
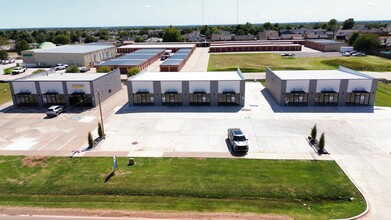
[0,156,366,219]
[0,83,11,104]
[208,53,391,72]
[375,82,391,107]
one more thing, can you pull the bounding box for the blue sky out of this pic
[1,0,390,28]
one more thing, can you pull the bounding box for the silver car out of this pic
[46,105,64,117]
[227,128,249,152]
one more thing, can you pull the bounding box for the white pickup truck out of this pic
[12,67,26,74]
[54,63,68,71]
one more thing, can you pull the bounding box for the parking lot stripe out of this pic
[57,136,76,151]
[37,136,59,151]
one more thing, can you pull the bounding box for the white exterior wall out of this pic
[286,80,310,93]
[132,82,154,93]
[218,81,240,93]
[12,82,37,94]
[39,82,64,94]
[347,80,373,92]
[316,80,341,92]
[66,82,91,94]
[161,81,182,93]
[189,81,210,93]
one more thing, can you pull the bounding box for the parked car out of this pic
[351,52,366,57]
[227,128,249,152]
[12,67,26,74]
[342,52,351,57]
[1,59,10,65]
[161,54,169,61]
[46,105,64,117]
[8,59,15,63]
[79,66,90,72]
[281,53,295,57]
[54,63,68,71]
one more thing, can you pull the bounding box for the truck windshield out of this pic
[234,136,246,141]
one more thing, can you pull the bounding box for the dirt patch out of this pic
[22,156,47,168]
[0,206,293,220]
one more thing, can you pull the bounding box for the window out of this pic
[133,92,154,106]
[285,92,308,106]
[315,93,339,106]
[218,92,240,106]
[162,92,183,106]
[190,92,210,106]
[345,92,370,106]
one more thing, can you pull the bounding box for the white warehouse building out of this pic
[21,44,117,67]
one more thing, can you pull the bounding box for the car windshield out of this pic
[233,136,246,141]
[47,109,53,112]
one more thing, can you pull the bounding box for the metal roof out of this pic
[98,59,145,66]
[306,40,346,45]
[271,69,371,80]
[170,54,188,59]
[121,54,156,60]
[161,59,183,66]
[27,45,115,54]
[131,49,165,54]
[17,72,109,81]
[129,71,244,81]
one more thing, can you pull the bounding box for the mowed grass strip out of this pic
[0,156,365,219]
[208,53,391,72]
[375,82,391,107]
[0,83,11,104]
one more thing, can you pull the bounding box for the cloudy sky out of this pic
[1,0,389,28]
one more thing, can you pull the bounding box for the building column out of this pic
[35,81,43,108]
[126,81,134,106]
[153,81,162,106]
[210,81,218,106]
[240,80,245,106]
[280,80,287,106]
[182,81,189,106]
[369,79,378,106]
[308,80,317,106]
[338,79,349,106]
[62,81,70,107]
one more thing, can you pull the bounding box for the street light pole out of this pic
[97,90,105,138]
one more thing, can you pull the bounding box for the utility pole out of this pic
[236,0,239,25]
[202,0,204,25]
[97,90,105,138]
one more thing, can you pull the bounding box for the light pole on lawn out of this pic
[97,89,105,138]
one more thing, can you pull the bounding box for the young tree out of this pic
[98,122,103,138]
[311,124,317,140]
[65,65,80,73]
[342,18,355,30]
[353,33,381,52]
[15,40,30,55]
[348,32,360,46]
[127,67,141,78]
[327,19,338,32]
[84,36,97,43]
[97,66,112,73]
[88,131,94,148]
[263,22,272,30]
[0,50,8,60]
[318,133,325,153]
[163,25,184,42]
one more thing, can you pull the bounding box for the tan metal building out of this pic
[21,44,117,67]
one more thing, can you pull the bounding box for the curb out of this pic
[331,159,369,220]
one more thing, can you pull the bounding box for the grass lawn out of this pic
[375,82,391,107]
[0,83,11,104]
[0,156,365,219]
[208,53,391,72]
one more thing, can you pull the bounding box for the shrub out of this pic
[32,69,46,74]
[88,131,94,148]
[318,133,325,152]
[127,67,141,78]
[66,65,80,73]
[311,124,317,140]
[0,50,8,60]
[98,122,104,138]
[3,68,12,75]
[97,66,112,73]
